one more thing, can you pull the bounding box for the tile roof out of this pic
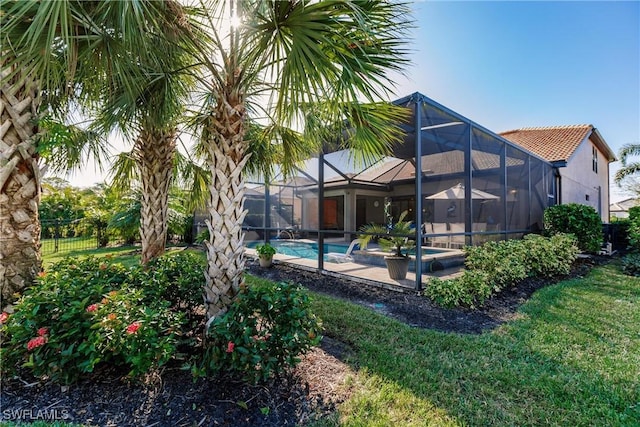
[499,125,592,162]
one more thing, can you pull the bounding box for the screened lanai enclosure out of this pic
[242,92,557,288]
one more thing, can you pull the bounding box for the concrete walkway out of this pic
[246,249,464,293]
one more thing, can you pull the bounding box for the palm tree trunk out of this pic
[0,66,42,307]
[203,92,248,320]
[135,127,176,264]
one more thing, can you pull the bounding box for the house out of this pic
[499,125,616,222]
[610,197,640,219]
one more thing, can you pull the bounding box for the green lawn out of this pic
[41,235,137,267]
[39,249,639,426]
[301,263,640,426]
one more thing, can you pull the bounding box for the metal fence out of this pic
[40,218,123,256]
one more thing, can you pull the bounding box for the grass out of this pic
[38,249,639,426]
[301,263,640,426]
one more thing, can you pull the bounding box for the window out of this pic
[592,146,598,173]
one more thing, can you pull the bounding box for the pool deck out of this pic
[245,247,464,293]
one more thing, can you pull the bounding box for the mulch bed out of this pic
[1,255,610,426]
[246,254,606,334]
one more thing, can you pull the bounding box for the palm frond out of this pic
[36,116,110,175]
[618,144,640,167]
[108,151,139,195]
[615,162,640,185]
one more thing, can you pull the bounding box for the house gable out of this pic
[499,124,616,222]
[499,124,616,163]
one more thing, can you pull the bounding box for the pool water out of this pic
[246,241,350,260]
[247,241,453,261]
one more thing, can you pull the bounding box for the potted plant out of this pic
[357,210,415,280]
[255,242,276,268]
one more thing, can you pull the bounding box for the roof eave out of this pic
[590,127,617,162]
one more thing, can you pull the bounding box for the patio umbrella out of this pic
[426,183,499,200]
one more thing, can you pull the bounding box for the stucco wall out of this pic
[561,136,610,222]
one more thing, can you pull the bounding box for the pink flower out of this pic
[126,322,141,335]
[27,336,47,351]
[226,341,235,353]
[37,327,49,337]
[0,312,9,324]
[86,304,99,313]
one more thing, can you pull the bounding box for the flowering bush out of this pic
[194,281,322,383]
[132,251,206,340]
[1,253,323,385]
[0,256,191,384]
[82,288,182,377]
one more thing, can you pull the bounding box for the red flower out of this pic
[0,312,9,324]
[37,327,49,337]
[86,304,99,313]
[126,322,141,334]
[27,336,47,351]
[226,341,235,353]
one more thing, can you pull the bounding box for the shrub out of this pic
[544,203,602,252]
[621,253,640,276]
[522,234,579,277]
[464,239,528,289]
[84,288,182,377]
[625,206,640,251]
[194,281,321,383]
[0,256,194,384]
[425,271,492,308]
[135,252,206,315]
[425,234,579,308]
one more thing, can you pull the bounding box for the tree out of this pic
[1,0,191,303]
[188,0,412,319]
[615,143,640,189]
[94,15,203,263]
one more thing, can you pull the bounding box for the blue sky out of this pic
[390,1,640,202]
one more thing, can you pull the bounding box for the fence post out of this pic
[54,219,60,253]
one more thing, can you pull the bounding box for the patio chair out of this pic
[431,223,450,248]
[326,239,360,263]
[449,223,466,248]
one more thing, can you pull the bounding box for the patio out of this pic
[240,92,558,290]
[245,247,464,292]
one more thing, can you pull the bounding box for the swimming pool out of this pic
[246,240,350,260]
[246,240,453,261]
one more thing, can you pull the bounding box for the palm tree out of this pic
[187,0,412,319]
[615,144,640,186]
[0,0,191,303]
[95,36,201,264]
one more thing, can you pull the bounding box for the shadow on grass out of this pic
[311,264,640,426]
